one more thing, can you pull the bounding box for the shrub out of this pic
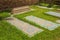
[40,3,49,7]
[52,5,60,9]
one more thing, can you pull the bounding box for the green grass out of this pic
[0,20,60,40]
[14,6,60,40]
[0,6,60,40]
[39,3,49,7]
[15,6,60,23]
[0,20,30,40]
[0,11,10,19]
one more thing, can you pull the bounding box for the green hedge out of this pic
[39,3,49,7]
[52,5,60,9]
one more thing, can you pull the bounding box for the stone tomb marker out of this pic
[25,15,59,30]
[7,17,43,37]
[11,6,31,14]
[46,11,60,18]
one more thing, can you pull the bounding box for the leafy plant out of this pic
[52,5,60,9]
[40,3,49,7]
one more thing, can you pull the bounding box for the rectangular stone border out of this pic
[45,11,60,18]
[7,17,44,37]
[37,6,60,10]
[37,6,53,9]
[25,15,59,30]
[12,9,35,15]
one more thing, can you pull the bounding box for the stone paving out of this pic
[46,11,60,18]
[13,9,34,15]
[25,15,59,30]
[37,6,53,9]
[7,17,43,37]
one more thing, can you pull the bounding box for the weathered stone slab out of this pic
[7,17,43,37]
[25,15,59,30]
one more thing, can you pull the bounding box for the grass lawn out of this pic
[0,20,60,40]
[14,6,60,40]
[0,20,31,40]
[0,6,60,40]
